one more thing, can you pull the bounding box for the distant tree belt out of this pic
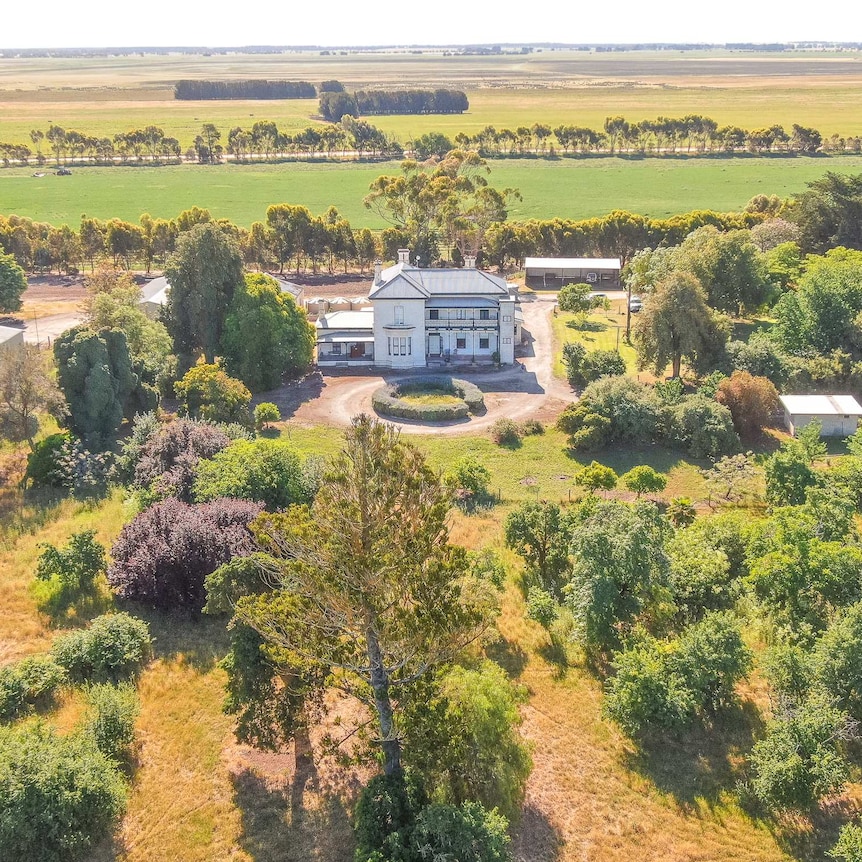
[319,89,468,120]
[174,80,317,100]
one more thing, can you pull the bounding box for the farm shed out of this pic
[0,325,25,350]
[524,257,621,290]
[779,394,862,437]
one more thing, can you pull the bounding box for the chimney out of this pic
[397,248,411,265]
[373,259,382,285]
[463,253,477,269]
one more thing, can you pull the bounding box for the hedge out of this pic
[372,376,485,422]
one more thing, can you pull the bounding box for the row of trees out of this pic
[4,114,860,169]
[174,79,316,100]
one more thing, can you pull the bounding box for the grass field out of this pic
[3,154,862,228]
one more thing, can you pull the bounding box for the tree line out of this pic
[174,79,316,100]
[5,111,859,169]
[319,88,469,120]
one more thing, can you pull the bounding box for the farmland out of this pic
[3,155,862,228]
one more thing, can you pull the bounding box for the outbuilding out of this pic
[779,394,862,437]
[0,324,25,350]
[524,257,621,290]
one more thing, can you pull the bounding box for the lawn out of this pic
[3,155,862,228]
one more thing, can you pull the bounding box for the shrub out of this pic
[24,432,70,488]
[254,402,281,432]
[622,465,667,498]
[107,498,262,609]
[408,802,510,862]
[667,528,735,622]
[372,376,484,422]
[580,349,626,383]
[51,613,152,683]
[667,497,697,527]
[748,697,851,810]
[0,721,127,862]
[716,371,780,438]
[113,411,160,483]
[573,461,618,493]
[765,444,818,507]
[562,342,587,386]
[526,586,558,628]
[84,683,140,763]
[665,395,741,459]
[812,602,862,719]
[604,613,751,736]
[445,456,491,505]
[50,438,113,500]
[174,363,252,425]
[555,403,612,450]
[520,418,544,436]
[401,663,531,819]
[0,656,66,722]
[32,530,106,617]
[353,773,424,862]
[133,418,232,503]
[490,418,522,447]
[831,822,862,862]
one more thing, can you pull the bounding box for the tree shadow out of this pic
[565,319,607,333]
[510,803,564,862]
[118,604,232,672]
[620,699,764,810]
[485,636,529,678]
[536,633,572,680]
[231,750,355,862]
[256,373,326,422]
[766,798,862,861]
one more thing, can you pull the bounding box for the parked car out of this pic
[56,167,72,176]
[629,295,643,313]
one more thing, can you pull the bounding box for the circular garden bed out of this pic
[372,376,485,421]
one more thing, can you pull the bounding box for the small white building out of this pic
[779,394,862,437]
[0,325,24,350]
[524,257,621,290]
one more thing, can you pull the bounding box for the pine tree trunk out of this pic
[365,626,402,777]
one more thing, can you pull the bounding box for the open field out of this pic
[3,155,862,228]
[2,49,862,149]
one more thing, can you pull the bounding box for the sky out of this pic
[2,0,861,49]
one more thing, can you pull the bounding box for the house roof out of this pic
[780,395,862,416]
[315,309,374,332]
[0,325,24,345]
[524,257,621,270]
[368,263,509,301]
[140,275,302,306]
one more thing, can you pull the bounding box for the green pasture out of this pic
[551,304,639,379]
[2,155,861,229]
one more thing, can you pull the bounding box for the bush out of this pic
[526,586,558,628]
[133,418,233,503]
[562,342,587,386]
[408,802,510,862]
[0,655,66,722]
[490,418,522,447]
[51,613,152,683]
[353,773,424,862]
[665,395,741,459]
[520,418,544,436]
[401,663,531,819]
[604,613,752,736]
[716,371,780,438]
[32,530,106,617]
[580,349,626,383]
[748,697,851,810]
[84,683,140,763]
[107,498,262,609]
[812,602,862,719]
[24,433,70,487]
[254,402,281,432]
[622,465,667,498]
[0,721,127,862]
[573,461,618,493]
[445,456,491,505]
[372,376,484,422]
[667,528,735,622]
[50,438,113,500]
[831,822,862,862]
[667,497,696,527]
[174,363,252,425]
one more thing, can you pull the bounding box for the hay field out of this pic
[1,49,862,149]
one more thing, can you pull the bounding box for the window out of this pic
[388,337,411,356]
[502,314,512,322]
[387,337,391,356]
[479,338,489,349]
[429,309,439,320]
[456,308,466,320]
[330,343,342,355]
[586,272,597,283]
[456,337,466,349]
[479,309,490,320]
[503,337,512,344]
[394,305,404,325]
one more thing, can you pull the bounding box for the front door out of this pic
[428,334,442,356]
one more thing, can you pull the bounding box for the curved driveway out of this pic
[283,297,577,435]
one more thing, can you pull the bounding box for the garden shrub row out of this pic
[372,376,485,422]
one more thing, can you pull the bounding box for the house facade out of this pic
[316,250,520,369]
[779,394,862,437]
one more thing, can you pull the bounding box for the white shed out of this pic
[779,394,862,437]
[0,325,25,350]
